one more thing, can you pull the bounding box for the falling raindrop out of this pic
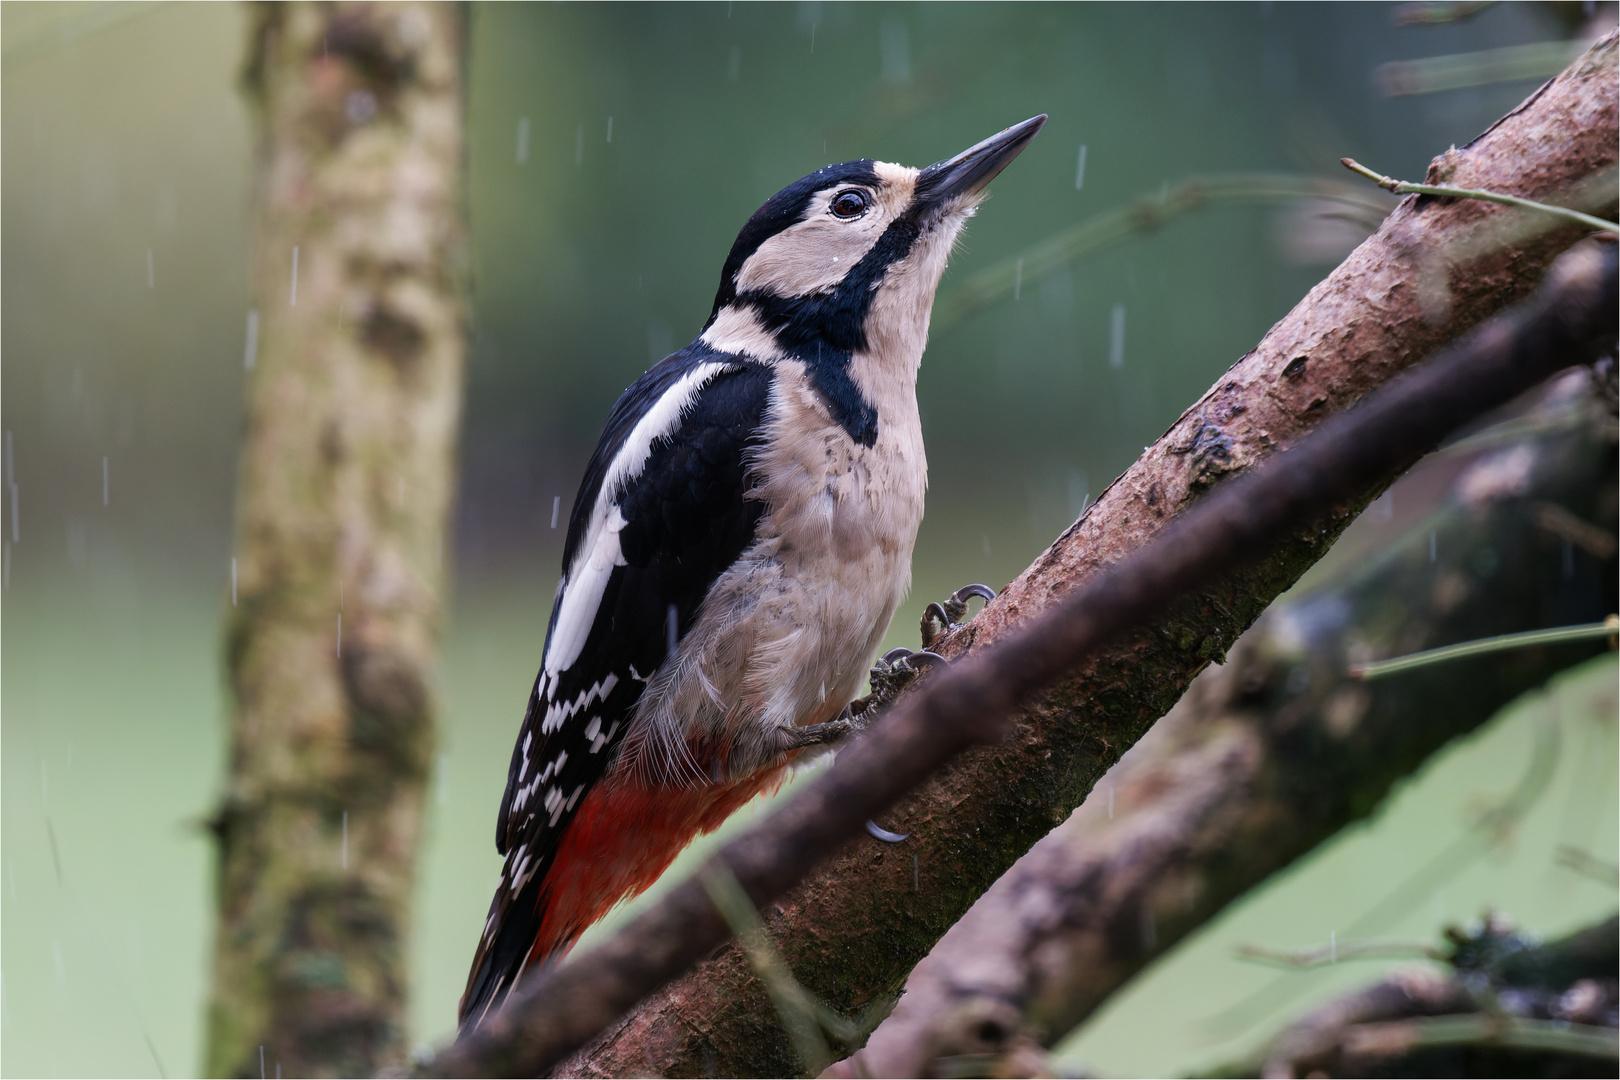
[337,613,342,658]
[647,320,673,363]
[244,309,260,370]
[727,46,741,82]
[1013,259,1023,301]
[879,17,910,83]
[575,125,584,166]
[1068,469,1089,520]
[606,116,613,143]
[551,496,561,529]
[146,249,155,289]
[260,1045,266,1080]
[3,542,10,591]
[4,431,13,546]
[516,117,530,164]
[290,246,300,307]
[1074,144,1088,190]
[1329,930,1337,964]
[810,21,817,52]
[1109,303,1126,370]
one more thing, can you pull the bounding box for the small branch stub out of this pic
[1340,156,1620,232]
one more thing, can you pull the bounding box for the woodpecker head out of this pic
[699,115,1046,414]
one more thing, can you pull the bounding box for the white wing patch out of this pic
[543,361,734,682]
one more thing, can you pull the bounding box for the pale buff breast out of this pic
[618,361,927,784]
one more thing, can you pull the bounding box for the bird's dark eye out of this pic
[830,189,869,219]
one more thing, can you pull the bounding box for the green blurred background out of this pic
[3,2,1614,1076]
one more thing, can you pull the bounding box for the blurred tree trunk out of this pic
[205,4,466,1077]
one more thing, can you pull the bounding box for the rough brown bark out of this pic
[835,368,1619,1078]
[205,4,466,1077]
[543,34,1617,1080]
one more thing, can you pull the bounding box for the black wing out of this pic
[460,347,773,1027]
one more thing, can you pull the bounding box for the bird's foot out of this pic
[784,647,951,750]
[919,583,996,649]
[786,587,993,753]
[845,646,950,727]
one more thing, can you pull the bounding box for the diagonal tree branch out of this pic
[835,366,1619,1078]
[517,33,1619,1080]
[420,220,1618,1080]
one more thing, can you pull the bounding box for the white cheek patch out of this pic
[735,210,884,298]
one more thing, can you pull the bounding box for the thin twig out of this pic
[1350,616,1619,680]
[1341,157,1619,232]
[1236,937,1444,969]
[701,864,852,1073]
[1556,844,1620,886]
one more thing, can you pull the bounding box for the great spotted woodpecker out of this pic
[460,115,1046,1030]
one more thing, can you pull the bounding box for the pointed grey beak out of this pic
[917,114,1047,202]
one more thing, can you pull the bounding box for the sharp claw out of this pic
[924,584,998,646]
[953,583,997,605]
[943,583,997,624]
[882,646,915,664]
[908,650,949,670]
[865,820,910,843]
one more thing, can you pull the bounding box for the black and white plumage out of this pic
[460,115,1047,1031]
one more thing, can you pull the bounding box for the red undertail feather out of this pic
[526,764,791,967]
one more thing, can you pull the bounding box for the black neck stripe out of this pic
[735,203,929,448]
